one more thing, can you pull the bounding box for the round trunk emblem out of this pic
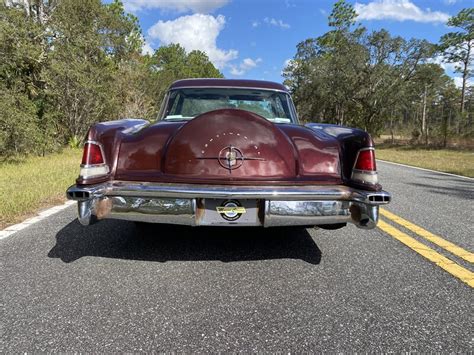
[218,145,244,171]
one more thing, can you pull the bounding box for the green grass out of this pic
[0,149,82,229]
[376,147,474,178]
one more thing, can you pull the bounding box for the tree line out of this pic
[0,0,222,158]
[1,0,472,159]
[283,0,473,146]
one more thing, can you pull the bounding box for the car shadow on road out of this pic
[408,179,473,200]
[48,219,322,265]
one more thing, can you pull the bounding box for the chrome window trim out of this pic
[287,94,299,124]
[168,86,289,94]
[156,92,170,121]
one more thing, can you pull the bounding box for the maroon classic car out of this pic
[67,79,390,229]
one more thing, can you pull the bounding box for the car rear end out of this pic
[67,79,391,229]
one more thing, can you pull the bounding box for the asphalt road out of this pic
[1,162,473,352]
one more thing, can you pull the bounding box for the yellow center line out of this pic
[380,208,474,264]
[378,220,474,288]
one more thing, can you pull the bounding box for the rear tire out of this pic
[317,223,346,230]
[134,221,155,237]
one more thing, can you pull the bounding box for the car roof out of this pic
[169,78,288,92]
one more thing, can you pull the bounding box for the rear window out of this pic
[162,88,294,123]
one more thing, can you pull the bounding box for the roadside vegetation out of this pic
[1,0,222,158]
[2,0,472,162]
[283,1,473,145]
[0,149,81,229]
[376,147,474,178]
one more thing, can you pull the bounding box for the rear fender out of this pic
[77,119,149,185]
[305,123,380,191]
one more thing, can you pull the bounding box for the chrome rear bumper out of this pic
[66,181,391,229]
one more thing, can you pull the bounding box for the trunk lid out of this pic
[115,109,341,184]
[163,109,297,180]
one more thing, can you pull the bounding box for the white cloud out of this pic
[453,77,462,88]
[148,14,238,69]
[444,0,458,4]
[453,76,471,88]
[229,67,244,76]
[253,18,290,29]
[354,0,450,23]
[229,57,262,76]
[426,55,470,88]
[243,57,262,68]
[264,17,290,29]
[124,0,230,13]
[428,55,459,73]
[142,40,154,55]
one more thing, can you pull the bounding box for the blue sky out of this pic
[120,0,470,86]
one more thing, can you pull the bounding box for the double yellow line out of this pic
[378,209,474,288]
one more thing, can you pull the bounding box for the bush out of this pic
[0,90,39,158]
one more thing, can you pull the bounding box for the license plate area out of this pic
[196,199,262,226]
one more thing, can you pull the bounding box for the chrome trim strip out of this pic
[168,86,289,94]
[67,181,390,205]
[108,182,356,202]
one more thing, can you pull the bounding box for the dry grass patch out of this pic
[376,147,474,178]
[0,149,82,229]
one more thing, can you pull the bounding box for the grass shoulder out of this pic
[376,145,474,178]
[0,149,82,229]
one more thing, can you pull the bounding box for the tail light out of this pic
[82,143,104,165]
[79,141,109,178]
[351,148,378,185]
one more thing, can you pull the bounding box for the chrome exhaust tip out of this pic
[77,200,97,226]
[350,203,379,229]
